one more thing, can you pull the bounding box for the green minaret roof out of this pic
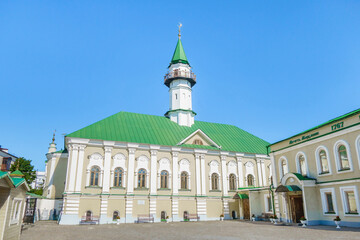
[170,38,189,66]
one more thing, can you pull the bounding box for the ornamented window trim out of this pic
[315,146,332,176]
[333,140,353,173]
[158,158,172,189]
[295,152,309,177]
[208,160,221,191]
[135,155,150,189]
[339,186,360,216]
[111,153,127,188]
[86,153,104,187]
[320,188,337,216]
[179,159,191,190]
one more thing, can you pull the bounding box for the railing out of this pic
[164,69,196,82]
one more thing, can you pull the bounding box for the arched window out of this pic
[114,168,123,187]
[86,210,92,221]
[281,159,288,177]
[90,166,100,186]
[181,171,188,189]
[160,170,169,189]
[247,174,254,187]
[113,211,119,221]
[319,150,329,174]
[193,139,203,145]
[298,155,307,176]
[338,145,350,170]
[138,168,146,188]
[229,174,236,190]
[211,173,219,190]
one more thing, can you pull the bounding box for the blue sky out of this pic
[1,1,359,171]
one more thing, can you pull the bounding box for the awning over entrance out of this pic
[233,193,249,199]
[275,185,302,193]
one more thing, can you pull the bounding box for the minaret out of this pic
[48,131,57,153]
[164,24,196,127]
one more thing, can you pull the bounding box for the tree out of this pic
[10,157,36,187]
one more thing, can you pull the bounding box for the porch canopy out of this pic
[233,193,249,199]
[275,185,301,193]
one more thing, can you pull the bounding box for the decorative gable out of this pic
[178,129,221,148]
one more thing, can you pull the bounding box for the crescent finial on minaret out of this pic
[178,22,182,38]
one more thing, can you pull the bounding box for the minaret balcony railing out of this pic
[164,69,196,87]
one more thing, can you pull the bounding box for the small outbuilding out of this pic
[0,170,29,240]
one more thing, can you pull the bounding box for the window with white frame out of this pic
[279,157,288,180]
[10,199,22,225]
[340,186,359,215]
[298,154,307,176]
[334,140,353,172]
[320,188,337,215]
[315,146,332,176]
[264,195,273,213]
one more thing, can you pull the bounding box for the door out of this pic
[290,196,304,223]
[86,211,92,221]
[24,198,37,223]
[242,199,250,220]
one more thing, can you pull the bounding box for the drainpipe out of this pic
[269,178,276,217]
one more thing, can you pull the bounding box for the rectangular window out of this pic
[320,188,337,215]
[10,199,22,225]
[345,191,357,214]
[340,186,359,216]
[325,193,334,213]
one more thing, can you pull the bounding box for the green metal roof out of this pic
[275,185,302,193]
[10,170,24,177]
[270,108,360,146]
[0,171,28,189]
[67,111,269,154]
[234,193,249,199]
[26,192,46,199]
[170,38,189,66]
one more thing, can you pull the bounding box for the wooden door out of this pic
[290,196,304,223]
[242,199,250,220]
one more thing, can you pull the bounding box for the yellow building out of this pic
[0,171,29,240]
[43,32,272,224]
[269,108,360,227]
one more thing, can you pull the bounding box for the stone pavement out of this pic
[20,220,360,240]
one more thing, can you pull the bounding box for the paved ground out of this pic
[21,220,360,240]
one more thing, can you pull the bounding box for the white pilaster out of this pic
[196,198,207,220]
[200,154,206,195]
[221,155,228,196]
[100,196,109,224]
[223,199,230,219]
[195,153,201,196]
[256,159,263,187]
[237,157,244,188]
[270,153,278,188]
[150,149,158,195]
[172,197,180,221]
[261,160,267,187]
[172,151,179,195]
[125,198,134,223]
[68,144,79,192]
[149,198,157,217]
[48,156,56,186]
[102,146,112,193]
[75,145,86,192]
[127,148,136,194]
